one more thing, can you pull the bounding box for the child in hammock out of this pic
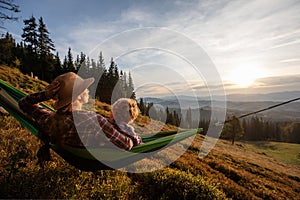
[110,98,142,146]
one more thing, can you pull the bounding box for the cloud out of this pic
[233,75,300,94]
[51,0,300,71]
[13,0,299,96]
[162,0,300,75]
[256,75,300,86]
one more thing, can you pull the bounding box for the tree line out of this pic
[137,99,300,144]
[219,116,300,144]
[0,15,135,104]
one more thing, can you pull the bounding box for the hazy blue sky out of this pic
[3,0,300,97]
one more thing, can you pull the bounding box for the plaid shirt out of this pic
[18,92,133,150]
[110,119,142,146]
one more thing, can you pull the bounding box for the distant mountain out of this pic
[140,91,300,122]
[142,91,300,104]
[224,91,300,102]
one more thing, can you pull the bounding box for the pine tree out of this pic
[61,55,68,73]
[22,16,38,53]
[127,72,135,99]
[145,102,154,116]
[166,107,175,125]
[66,47,75,72]
[37,17,54,56]
[108,57,122,103]
[97,51,105,73]
[53,52,62,78]
[74,54,81,72]
[0,32,15,65]
[21,16,40,77]
[138,98,146,115]
[284,122,300,143]
[173,110,181,127]
[78,52,88,75]
[185,107,192,128]
[37,17,55,81]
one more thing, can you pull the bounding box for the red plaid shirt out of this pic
[18,92,133,150]
[109,119,142,146]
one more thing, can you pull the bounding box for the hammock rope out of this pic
[0,79,202,171]
[224,97,300,124]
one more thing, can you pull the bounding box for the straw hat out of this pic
[52,72,95,110]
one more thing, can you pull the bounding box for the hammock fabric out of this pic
[0,79,202,171]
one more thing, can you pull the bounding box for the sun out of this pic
[227,64,266,87]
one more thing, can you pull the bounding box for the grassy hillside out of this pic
[0,65,176,133]
[1,65,300,199]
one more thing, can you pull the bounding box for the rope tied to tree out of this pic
[219,97,300,125]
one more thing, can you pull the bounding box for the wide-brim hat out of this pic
[52,72,95,110]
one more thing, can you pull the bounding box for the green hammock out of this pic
[0,79,202,171]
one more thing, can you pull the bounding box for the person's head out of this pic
[52,72,94,111]
[111,98,139,124]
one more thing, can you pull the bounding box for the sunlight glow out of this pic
[227,63,267,87]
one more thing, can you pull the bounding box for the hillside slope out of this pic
[0,65,176,133]
[174,137,300,199]
[1,65,300,199]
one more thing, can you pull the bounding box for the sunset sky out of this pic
[4,0,300,97]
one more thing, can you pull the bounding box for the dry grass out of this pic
[171,136,300,199]
[1,65,300,199]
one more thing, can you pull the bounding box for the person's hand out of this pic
[45,80,60,99]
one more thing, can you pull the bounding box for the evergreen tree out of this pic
[166,107,174,125]
[283,122,300,143]
[173,110,181,127]
[61,55,68,73]
[78,52,88,74]
[53,52,62,78]
[66,47,75,72]
[37,17,55,81]
[74,54,81,72]
[185,107,192,128]
[97,51,105,73]
[127,72,135,99]
[106,57,121,103]
[37,17,54,55]
[22,16,38,53]
[21,16,39,77]
[75,52,87,77]
[0,32,15,65]
[138,98,146,115]
[14,41,25,68]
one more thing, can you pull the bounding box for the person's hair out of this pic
[112,98,139,124]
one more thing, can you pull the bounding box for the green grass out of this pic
[244,141,300,166]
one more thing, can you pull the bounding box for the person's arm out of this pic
[18,91,53,124]
[18,81,60,124]
[97,115,133,150]
[119,123,142,146]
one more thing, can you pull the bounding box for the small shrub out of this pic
[133,168,226,200]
